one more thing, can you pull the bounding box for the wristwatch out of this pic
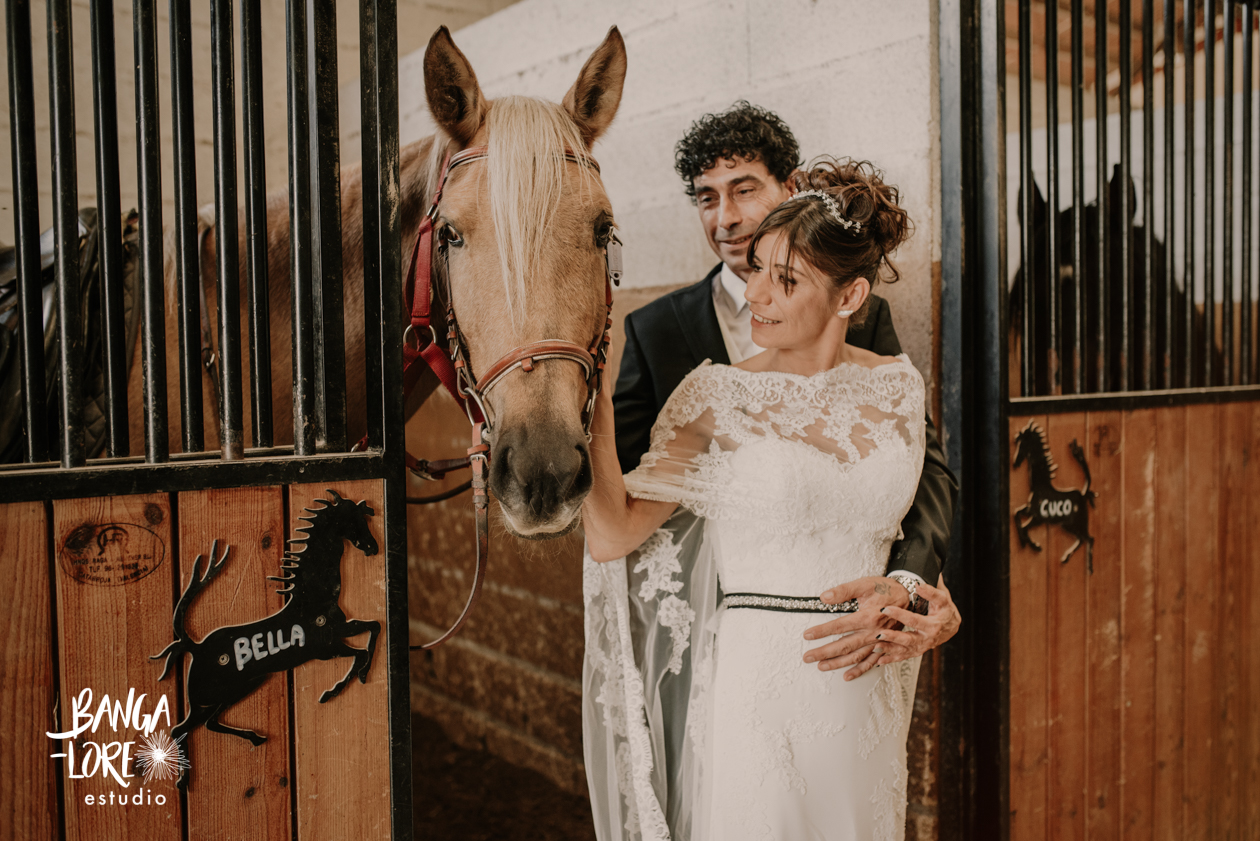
[887,574,929,615]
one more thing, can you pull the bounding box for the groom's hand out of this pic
[801,576,910,681]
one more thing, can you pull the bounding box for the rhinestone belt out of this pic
[722,593,860,614]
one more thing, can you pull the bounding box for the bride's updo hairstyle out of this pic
[747,157,912,326]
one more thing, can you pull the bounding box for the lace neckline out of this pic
[708,352,912,381]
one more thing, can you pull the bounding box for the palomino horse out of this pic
[128,26,627,537]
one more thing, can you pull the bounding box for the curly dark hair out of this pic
[674,101,801,200]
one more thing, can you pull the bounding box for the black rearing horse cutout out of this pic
[151,489,380,788]
[1012,420,1097,572]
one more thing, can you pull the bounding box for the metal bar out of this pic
[1184,0,1196,386]
[46,0,84,468]
[1141,0,1155,389]
[7,0,47,463]
[1119,0,1133,390]
[1163,0,1177,386]
[1223,0,1235,384]
[210,0,243,459]
[1204,0,1217,385]
[133,0,167,462]
[1243,2,1255,384]
[308,0,347,452]
[240,0,273,447]
[169,0,202,452]
[363,1,413,837]
[0,452,388,504]
[1072,0,1087,393]
[360,0,383,446]
[286,0,316,455]
[1046,0,1062,393]
[1010,381,1260,413]
[1096,0,1110,392]
[89,0,129,457]
[1019,0,1035,395]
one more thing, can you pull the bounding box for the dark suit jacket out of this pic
[612,264,958,583]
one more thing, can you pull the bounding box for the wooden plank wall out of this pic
[1009,403,1260,841]
[0,480,393,841]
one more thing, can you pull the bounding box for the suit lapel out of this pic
[670,265,730,366]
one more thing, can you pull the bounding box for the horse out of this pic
[1012,420,1096,571]
[127,25,628,537]
[150,489,380,789]
[1010,164,1194,394]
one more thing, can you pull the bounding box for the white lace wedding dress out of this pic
[583,355,926,841]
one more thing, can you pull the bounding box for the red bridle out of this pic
[397,143,621,650]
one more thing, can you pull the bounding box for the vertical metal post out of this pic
[169,0,202,452]
[240,0,273,447]
[1243,2,1255,384]
[308,0,347,452]
[211,0,243,459]
[1018,0,1035,396]
[7,0,47,463]
[46,0,84,468]
[1184,0,1197,386]
[1163,0,1177,386]
[133,0,167,462]
[287,0,316,455]
[1096,0,1111,391]
[360,0,384,447]
[1072,0,1087,393]
[1204,0,1217,385]
[1223,0,1235,384]
[1119,0,1134,390]
[363,1,413,837]
[1141,0,1155,389]
[89,0,129,457]
[1046,0,1062,394]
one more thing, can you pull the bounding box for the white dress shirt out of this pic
[709,262,925,588]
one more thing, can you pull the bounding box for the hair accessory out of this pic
[836,309,854,318]
[789,189,862,232]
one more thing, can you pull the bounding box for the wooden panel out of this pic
[1247,405,1260,841]
[1009,415,1049,841]
[1045,412,1088,841]
[177,487,291,840]
[1085,411,1122,840]
[1182,404,1219,840]
[1119,409,1157,840]
[0,502,56,840]
[1152,406,1187,841]
[290,480,391,841]
[52,494,182,841]
[1216,403,1250,840]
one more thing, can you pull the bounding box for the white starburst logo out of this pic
[134,730,189,784]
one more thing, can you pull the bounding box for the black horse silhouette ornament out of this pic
[151,489,381,788]
[1012,421,1098,572]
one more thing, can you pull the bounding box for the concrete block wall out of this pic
[386,2,944,836]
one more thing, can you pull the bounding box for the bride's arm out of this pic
[583,386,677,562]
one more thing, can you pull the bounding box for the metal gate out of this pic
[941,1,1260,838]
[0,1,412,839]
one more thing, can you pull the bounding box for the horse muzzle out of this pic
[488,423,592,539]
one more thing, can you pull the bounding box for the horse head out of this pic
[323,489,379,556]
[421,27,627,538]
[1013,422,1040,470]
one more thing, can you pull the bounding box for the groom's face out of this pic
[693,157,793,280]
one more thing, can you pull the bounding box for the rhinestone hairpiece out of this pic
[789,189,862,232]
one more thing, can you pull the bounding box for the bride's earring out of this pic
[836,309,853,318]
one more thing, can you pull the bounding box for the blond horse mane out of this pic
[425,96,596,324]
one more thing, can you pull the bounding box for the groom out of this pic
[612,102,961,678]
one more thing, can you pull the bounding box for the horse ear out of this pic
[327,489,342,502]
[562,27,627,148]
[424,26,487,147]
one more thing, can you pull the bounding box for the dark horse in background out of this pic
[1010,164,1221,394]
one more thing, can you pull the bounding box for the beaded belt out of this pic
[722,592,860,614]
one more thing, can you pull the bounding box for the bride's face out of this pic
[746,230,847,350]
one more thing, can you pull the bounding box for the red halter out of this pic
[397,143,621,650]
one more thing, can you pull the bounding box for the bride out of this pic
[582,159,928,841]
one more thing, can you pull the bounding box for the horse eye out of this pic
[594,221,613,247]
[441,225,463,247]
